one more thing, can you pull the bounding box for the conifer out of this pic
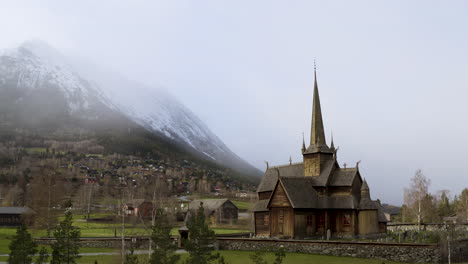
[150,209,180,264]
[8,224,37,264]
[51,211,81,264]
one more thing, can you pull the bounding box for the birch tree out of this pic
[404,169,431,230]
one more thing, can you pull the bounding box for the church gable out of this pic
[269,182,292,208]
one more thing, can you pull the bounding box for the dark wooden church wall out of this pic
[255,212,270,236]
[270,207,294,238]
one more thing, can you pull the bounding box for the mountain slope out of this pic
[0,40,262,178]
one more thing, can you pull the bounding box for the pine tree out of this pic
[272,248,286,264]
[249,251,268,264]
[249,248,286,264]
[51,211,81,264]
[125,246,139,264]
[184,202,222,264]
[149,209,180,264]
[7,224,38,264]
[35,247,49,264]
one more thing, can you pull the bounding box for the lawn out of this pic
[24,147,47,154]
[0,250,409,264]
[0,226,249,254]
[216,251,407,264]
[232,200,253,211]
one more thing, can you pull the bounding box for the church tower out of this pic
[303,67,334,177]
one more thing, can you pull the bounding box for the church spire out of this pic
[311,64,326,146]
[304,62,332,154]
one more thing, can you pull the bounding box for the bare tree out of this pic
[3,184,24,206]
[117,186,128,264]
[404,169,431,230]
[26,165,65,234]
[144,177,170,260]
[86,183,97,220]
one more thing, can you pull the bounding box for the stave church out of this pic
[253,68,387,239]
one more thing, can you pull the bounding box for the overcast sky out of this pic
[1,1,467,205]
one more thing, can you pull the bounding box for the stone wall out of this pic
[388,223,468,232]
[36,236,450,263]
[217,238,441,263]
[36,237,151,249]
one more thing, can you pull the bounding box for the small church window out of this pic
[343,214,351,226]
[318,214,325,228]
[306,215,313,226]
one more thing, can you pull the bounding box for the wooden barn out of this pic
[253,69,387,239]
[189,199,238,225]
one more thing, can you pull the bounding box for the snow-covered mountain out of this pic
[0,40,261,177]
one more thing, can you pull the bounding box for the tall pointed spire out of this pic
[304,62,332,154]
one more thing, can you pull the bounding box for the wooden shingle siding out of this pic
[293,212,316,239]
[358,210,379,235]
[270,184,291,208]
[270,207,294,238]
[220,200,238,223]
[255,212,270,236]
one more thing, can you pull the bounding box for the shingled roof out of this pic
[189,199,236,212]
[329,168,359,186]
[252,200,269,212]
[256,163,303,193]
[279,177,318,208]
[257,158,359,192]
[0,207,35,214]
[359,198,380,210]
[378,207,388,222]
[264,177,359,210]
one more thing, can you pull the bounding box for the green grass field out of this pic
[0,226,249,255]
[24,147,48,154]
[0,250,409,264]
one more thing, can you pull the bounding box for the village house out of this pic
[189,199,238,225]
[122,203,135,216]
[382,204,401,222]
[253,68,387,239]
[136,201,155,219]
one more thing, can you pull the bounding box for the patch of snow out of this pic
[202,151,216,160]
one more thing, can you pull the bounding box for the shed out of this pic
[0,207,35,226]
[189,199,238,225]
